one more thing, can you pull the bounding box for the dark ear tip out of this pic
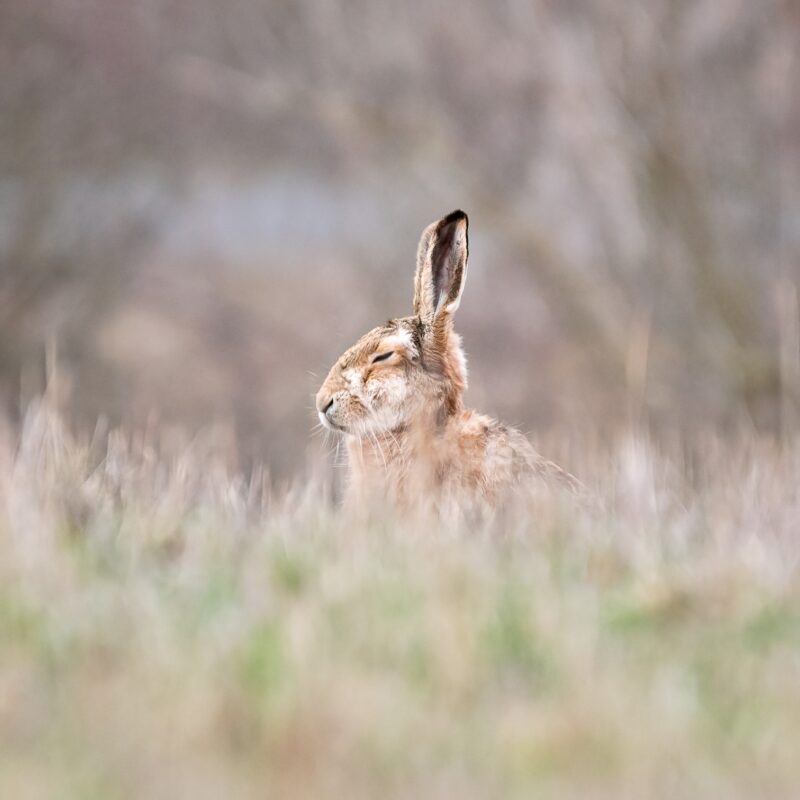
[442,209,468,226]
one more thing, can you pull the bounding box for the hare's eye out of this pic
[371,351,394,364]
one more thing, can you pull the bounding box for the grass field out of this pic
[1,401,800,799]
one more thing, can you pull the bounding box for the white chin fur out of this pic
[319,411,345,433]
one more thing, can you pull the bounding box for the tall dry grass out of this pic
[1,399,800,798]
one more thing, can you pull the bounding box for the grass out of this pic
[1,400,800,799]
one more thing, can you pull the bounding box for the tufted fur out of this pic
[316,210,581,515]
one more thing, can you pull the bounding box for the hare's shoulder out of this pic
[451,411,533,482]
[453,410,582,494]
[454,410,531,453]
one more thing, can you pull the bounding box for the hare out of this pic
[315,210,581,514]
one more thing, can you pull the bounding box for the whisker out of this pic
[369,430,388,471]
[385,428,408,480]
[334,438,346,470]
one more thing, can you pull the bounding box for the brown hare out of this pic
[316,210,580,515]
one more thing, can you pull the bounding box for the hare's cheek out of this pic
[343,369,365,395]
[363,379,384,407]
[366,375,406,410]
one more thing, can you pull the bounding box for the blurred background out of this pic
[1,0,798,479]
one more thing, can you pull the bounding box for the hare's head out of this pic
[316,210,470,438]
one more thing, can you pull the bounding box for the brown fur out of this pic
[316,210,581,515]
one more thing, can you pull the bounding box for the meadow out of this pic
[1,399,799,799]
[2,3,797,797]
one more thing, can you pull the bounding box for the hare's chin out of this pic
[318,411,348,434]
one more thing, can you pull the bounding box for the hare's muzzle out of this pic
[316,391,344,432]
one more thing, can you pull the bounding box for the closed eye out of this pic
[371,351,394,364]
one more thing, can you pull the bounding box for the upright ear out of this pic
[413,210,469,324]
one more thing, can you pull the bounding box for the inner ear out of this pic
[414,210,469,322]
[430,211,468,315]
[431,231,455,312]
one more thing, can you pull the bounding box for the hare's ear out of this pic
[413,210,469,324]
